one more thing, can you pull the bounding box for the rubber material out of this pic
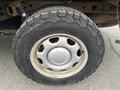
[13,6,105,85]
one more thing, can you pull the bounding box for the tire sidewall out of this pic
[15,21,101,84]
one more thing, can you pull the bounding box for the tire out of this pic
[13,6,105,85]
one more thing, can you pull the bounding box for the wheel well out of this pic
[0,0,119,30]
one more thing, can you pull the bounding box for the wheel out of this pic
[13,6,105,85]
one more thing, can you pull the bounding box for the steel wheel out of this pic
[14,6,105,85]
[30,34,88,79]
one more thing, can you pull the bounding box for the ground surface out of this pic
[0,25,120,90]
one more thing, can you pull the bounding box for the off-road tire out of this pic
[13,6,105,85]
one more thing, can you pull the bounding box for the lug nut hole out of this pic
[38,44,44,52]
[38,58,43,64]
[77,49,81,56]
[47,68,53,71]
[67,39,75,46]
[49,37,59,43]
[72,62,79,67]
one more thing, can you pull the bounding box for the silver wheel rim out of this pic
[30,33,88,79]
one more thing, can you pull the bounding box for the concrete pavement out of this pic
[0,25,120,90]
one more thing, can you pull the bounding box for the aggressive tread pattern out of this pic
[13,6,105,85]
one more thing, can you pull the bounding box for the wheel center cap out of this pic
[48,47,71,66]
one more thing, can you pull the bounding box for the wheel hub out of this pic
[30,34,88,79]
[48,47,71,66]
